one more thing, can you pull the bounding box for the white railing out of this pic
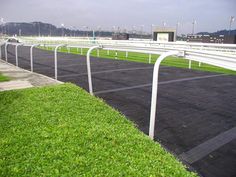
[1,38,236,140]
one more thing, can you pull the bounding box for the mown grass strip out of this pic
[0,84,197,176]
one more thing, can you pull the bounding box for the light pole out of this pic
[0,18,5,35]
[151,24,155,40]
[163,21,167,28]
[38,22,41,37]
[176,22,180,40]
[61,23,64,37]
[229,16,235,35]
[192,19,197,35]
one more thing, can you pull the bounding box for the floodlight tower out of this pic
[176,22,180,36]
[192,19,197,35]
[0,17,4,35]
[163,21,167,28]
[38,22,41,37]
[229,16,235,35]
[61,23,65,37]
[151,24,155,40]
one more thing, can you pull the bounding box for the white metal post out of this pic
[126,51,128,58]
[115,51,118,59]
[5,43,9,62]
[81,48,83,55]
[97,49,100,57]
[30,44,40,72]
[189,60,192,69]
[0,43,2,59]
[149,51,180,140]
[149,53,152,63]
[199,62,201,67]
[54,44,66,80]
[86,46,100,95]
[15,44,22,67]
[107,50,110,55]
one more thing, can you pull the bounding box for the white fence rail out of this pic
[1,38,236,139]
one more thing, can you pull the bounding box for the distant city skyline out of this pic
[0,0,235,34]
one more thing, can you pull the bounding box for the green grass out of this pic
[39,45,236,75]
[0,73,10,82]
[0,84,197,176]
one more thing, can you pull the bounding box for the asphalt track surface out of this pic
[2,45,236,177]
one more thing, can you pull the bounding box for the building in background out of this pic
[153,27,176,42]
[187,34,236,44]
[112,33,129,40]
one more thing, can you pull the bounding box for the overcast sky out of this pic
[0,0,235,34]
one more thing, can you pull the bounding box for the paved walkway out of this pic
[0,59,62,91]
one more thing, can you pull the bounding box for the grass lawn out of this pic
[40,46,236,75]
[0,84,197,176]
[0,73,10,82]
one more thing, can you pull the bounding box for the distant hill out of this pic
[0,22,113,37]
[197,29,236,36]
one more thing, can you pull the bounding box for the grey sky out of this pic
[0,0,235,34]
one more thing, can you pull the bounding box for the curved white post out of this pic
[149,51,180,139]
[15,44,23,67]
[5,43,9,62]
[55,44,66,80]
[30,44,40,72]
[86,46,101,95]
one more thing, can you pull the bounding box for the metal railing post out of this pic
[199,62,201,67]
[97,49,100,57]
[149,51,180,140]
[5,43,9,62]
[15,44,23,67]
[30,44,40,72]
[189,60,192,69]
[54,44,66,80]
[86,46,101,95]
[149,53,152,63]
[0,43,3,59]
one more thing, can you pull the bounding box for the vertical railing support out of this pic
[15,44,23,67]
[86,46,101,95]
[30,44,40,72]
[5,43,9,62]
[149,51,180,140]
[149,53,152,64]
[189,60,192,69]
[0,43,3,59]
[54,44,66,80]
